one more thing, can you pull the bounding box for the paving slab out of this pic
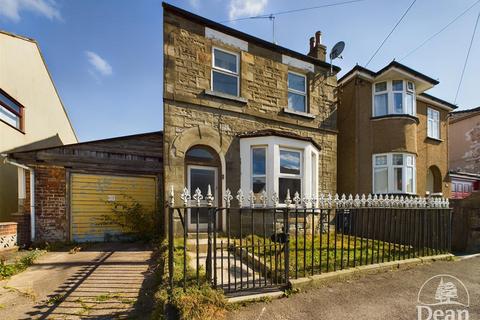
[0,243,154,320]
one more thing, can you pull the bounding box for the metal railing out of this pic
[167,187,452,296]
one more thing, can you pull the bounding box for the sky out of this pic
[0,0,479,142]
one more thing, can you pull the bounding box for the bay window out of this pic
[427,108,440,139]
[212,47,239,96]
[240,135,319,206]
[373,153,416,194]
[372,80,416,117]
[288,72,307,112]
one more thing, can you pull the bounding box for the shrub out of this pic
[98,196,159,241]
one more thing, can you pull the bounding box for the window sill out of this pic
[370,114,419,124]
[204,90,247,104]
[283,107,316,119]
[426,136,443,143]
[0,118,24,134]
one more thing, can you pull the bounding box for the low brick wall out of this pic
[0,222,17,250]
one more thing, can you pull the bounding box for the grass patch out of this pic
[239,232,420,276]
[151,239,230,320]
[0,249,45,279]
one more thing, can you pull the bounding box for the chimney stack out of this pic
[308,31,327,61]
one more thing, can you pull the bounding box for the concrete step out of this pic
[186,238,229,253]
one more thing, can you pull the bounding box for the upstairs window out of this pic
[0,89,23,131]
[374,82,388,116]
[373,153,416,195]
[372,80,416,117]
[288,72,307,112]
[427,108,440,139]
[212,48,239,96]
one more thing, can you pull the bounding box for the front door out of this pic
[187,165,218,231]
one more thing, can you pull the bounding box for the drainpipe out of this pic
[2,156,35,242]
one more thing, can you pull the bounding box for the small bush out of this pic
[98,196,159,241]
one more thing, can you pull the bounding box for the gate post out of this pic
[284,208,290,283]
[168,206,174,293]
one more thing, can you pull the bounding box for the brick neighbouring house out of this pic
[162,3,339,232]
[6,132,163,244]
[337,62,457,198]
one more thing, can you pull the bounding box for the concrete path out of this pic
[229,256,480,320]
[0,243,154,320]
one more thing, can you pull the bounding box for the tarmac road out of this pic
[229,256,480,320]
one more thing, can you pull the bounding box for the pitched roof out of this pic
[162,2,340,73]
[450,106,480,121]
[419,93,458,110]
[338,61,439,85]
[0,30,78,141]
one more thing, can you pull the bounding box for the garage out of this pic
[70,173,157,242]
[7,131,163,244]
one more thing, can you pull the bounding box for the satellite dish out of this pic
[330,41,345,60]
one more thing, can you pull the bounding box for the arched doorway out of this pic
[185,145,220,231]
[426,166,442,194]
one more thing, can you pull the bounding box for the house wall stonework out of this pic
[163,8,338,205]
[338,77,450,197]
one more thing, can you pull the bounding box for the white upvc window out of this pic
[251,147,267,196]
[287,72,307,112]
[278,148,303,202]
[240,136,319,206]
[427,107,440,139]
[373,153,416,195]
[372,80,416,117]
[211,47,239,96]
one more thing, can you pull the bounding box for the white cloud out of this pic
[228,0,268,20]
[85,51,113,77]
[0,0,61,22]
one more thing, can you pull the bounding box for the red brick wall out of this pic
[0,222,17,236]
[23,166,68,242]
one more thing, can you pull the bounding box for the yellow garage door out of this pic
[71,173,157,242]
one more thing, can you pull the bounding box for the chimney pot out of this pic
[309,37,315,51]
[315,31,322,45]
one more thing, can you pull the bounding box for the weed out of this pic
[45,294,65,305]
[0,249,45,280]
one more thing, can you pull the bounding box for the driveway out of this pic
[0,243,154,320]
[229,256,480,320]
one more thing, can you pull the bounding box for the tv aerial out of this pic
[329,41,345,74]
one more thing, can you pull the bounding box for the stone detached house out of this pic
[449,106,480,199]
[0,31,77,222]
[337,62,457,198]
[162,3,339,231]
